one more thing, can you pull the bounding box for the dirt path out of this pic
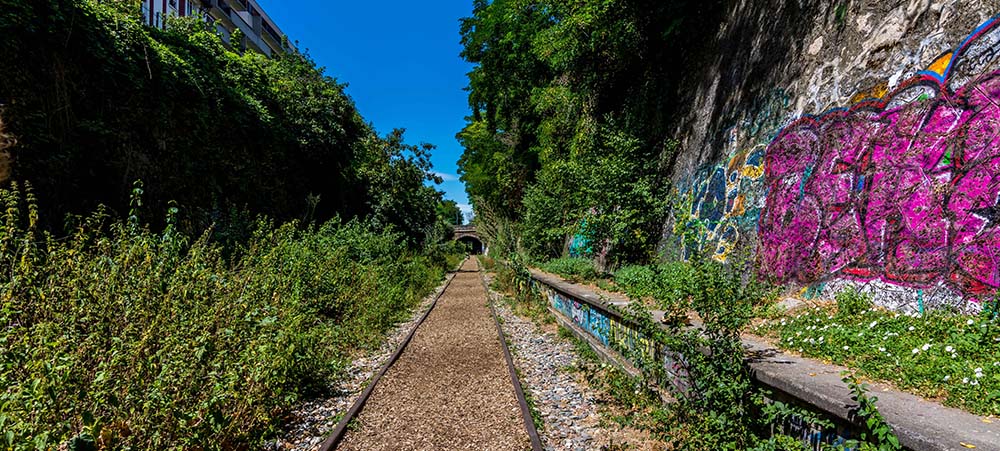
[336,258,530,451]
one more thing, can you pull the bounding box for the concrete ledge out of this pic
[529,270,1000,451]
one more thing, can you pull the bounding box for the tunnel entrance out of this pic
[457,236,483,255]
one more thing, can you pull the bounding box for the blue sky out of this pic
[256,0,475,220]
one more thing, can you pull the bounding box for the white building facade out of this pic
[140,0,290,57]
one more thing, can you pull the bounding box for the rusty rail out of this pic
[316,266,458,451]
[479,269,545,451]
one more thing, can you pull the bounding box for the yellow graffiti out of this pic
[741,164,764,180]
[849,81,890,104]
[926,51,954,78]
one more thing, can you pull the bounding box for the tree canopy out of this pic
[0,0,446,245]
[458,0,721,266]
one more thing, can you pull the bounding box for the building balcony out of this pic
[224,0,248,12]
[200,0,233,26]
[229,10,272,56]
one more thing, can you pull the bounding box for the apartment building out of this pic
[141,0,290,57]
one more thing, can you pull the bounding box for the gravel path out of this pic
[336,258,530,451]
[484,274,668,451]
[271,271,456,450]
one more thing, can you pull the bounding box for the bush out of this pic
[836,287,873,317]
[0,1,442,244]
[0,184,448,450]
[539,256,599,281]
[614,265,658,298]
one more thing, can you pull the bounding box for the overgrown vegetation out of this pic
[558,326,669,438]
[459,1,930,449]
[758,291,1000,416]
[458,0,718,267]
[537,256,600,282]
[485,256,553,326]
[0,184,457,449]
[0,0,443,244]
[0,1,471,448]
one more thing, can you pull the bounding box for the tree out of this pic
[457,0,709,266]
[437,199,463,226]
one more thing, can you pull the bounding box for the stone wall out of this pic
[669,0,1000,312]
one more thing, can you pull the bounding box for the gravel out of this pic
[336,258,530,450]
[271,259,666,451]
[268,268,456,451]
[485,274,668,451]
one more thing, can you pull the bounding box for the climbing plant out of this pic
[0,0,444,245]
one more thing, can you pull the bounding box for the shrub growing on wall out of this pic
[0,0,442,245]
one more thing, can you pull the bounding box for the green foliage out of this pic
[614,265,658,298]
[839,372,902,451]
[756,301,1000,416]
[834,3,849,25]
[458,0,708,267]
[489,258,555,326]
[614,261,695,326]
[601,251,873,450]
[0,0,443,245]
[836,287,874,318]
[539,256,599,282]
[436,199,464,226]
[559,326,668,435]
[0,185,452,449]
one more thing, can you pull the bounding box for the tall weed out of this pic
[0,185,447,450]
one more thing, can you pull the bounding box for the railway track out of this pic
[318,257,542,451]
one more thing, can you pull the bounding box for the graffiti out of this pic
[537,284,677,386]
[760,15,1000,301]
[939,16,1000,90]
[849,81,890,104]
[662,350,692,397]
[536,279,852,447]
[683,89,792,262]
[677,14,1000,305]
[778,413,853,451]
[568,233,589,257]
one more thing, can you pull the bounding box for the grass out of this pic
[558,326,668,435]
[538,257,602,282]
[0,184,457,450]
[755,295,1000,416]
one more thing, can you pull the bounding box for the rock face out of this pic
[668,0,1000,312]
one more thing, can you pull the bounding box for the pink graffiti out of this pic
[759,71,1000,296]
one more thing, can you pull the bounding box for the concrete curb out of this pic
[529,269,1000,451]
